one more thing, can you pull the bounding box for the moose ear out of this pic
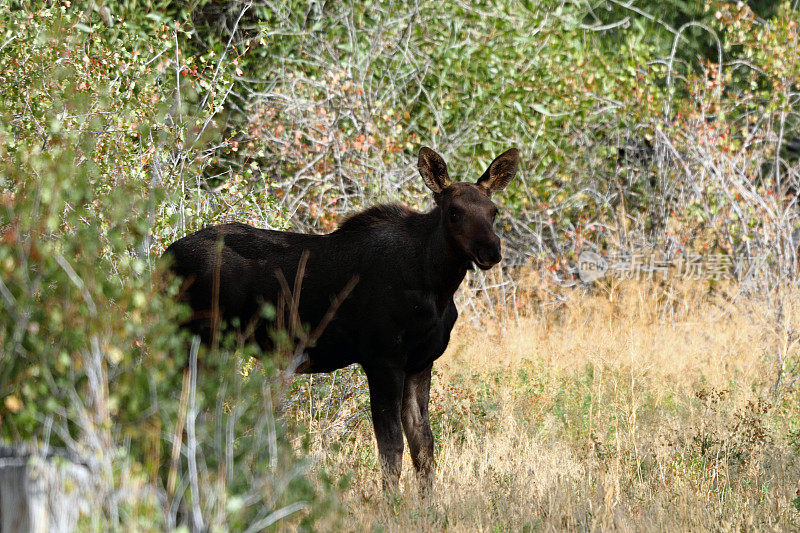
[477,148,519,194]
[418,147,451,194]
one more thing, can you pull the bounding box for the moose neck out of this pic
[423,207,470,309]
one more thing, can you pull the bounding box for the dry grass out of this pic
[286,279,800,531]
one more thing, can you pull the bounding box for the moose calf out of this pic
[165,146,519,493]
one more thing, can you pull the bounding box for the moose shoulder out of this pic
[164,146,519,493]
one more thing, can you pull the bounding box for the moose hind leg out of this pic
[364,364,405,493]
[402,364,434,496]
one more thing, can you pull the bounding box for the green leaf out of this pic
[532,103,550,115]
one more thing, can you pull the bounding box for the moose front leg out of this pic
[402,364,434,496]
[364,364,405,493]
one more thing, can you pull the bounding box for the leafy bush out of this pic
[0,4,333,528]
[1,0,799,528]
[160,0,799,284]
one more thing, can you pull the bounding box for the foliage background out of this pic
[0,0,799,529]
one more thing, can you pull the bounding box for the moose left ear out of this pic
[418,146,451,195]
[477,148,519,194]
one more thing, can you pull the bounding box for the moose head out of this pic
[418,146,519,270]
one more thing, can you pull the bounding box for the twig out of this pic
[186,336,204,531]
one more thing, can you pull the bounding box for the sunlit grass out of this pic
[287,280,800,531]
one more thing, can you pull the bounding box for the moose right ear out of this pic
[418,147,451,194]
[476,148,519,195]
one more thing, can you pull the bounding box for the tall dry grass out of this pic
[286,278,800,531]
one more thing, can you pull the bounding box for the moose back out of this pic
[165,146,519,492]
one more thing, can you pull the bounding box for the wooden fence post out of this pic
[0,446,90,533]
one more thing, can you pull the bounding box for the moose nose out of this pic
[475,241,502,268]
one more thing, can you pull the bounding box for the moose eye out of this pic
[448,206,460,222]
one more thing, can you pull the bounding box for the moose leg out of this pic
[364,364,405,492]
[401,364,434,496]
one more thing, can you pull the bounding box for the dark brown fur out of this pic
[164,147,519,493]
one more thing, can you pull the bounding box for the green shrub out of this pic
[0,4,333,528]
